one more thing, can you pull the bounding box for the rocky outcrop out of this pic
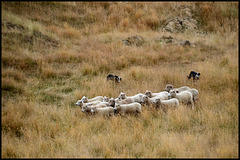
[154,36,194,47]
[122,35,145,46]
[162,6,199,33]
[163,17,198,33]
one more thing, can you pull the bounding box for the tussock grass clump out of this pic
[38,62,72,79]
[2,68,27,83]
[44,51,84,63]
[59,23,82,39]
[2,77,25,95]
[2,55,38,71]
[2,101,35,137]
[197,2,238,33]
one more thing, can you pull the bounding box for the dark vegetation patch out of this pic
[2,22,59,53]
[1,55,39,71]
[40,92,63,104]
[2,21,25,31]
[1,78,25,95]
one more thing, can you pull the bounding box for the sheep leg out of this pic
[190,100,194,110]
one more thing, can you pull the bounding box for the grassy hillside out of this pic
[1,2,238,158]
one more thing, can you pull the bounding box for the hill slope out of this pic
[1,2,238,158]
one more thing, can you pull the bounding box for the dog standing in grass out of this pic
[187,71,201,81]
[107,74,122,83]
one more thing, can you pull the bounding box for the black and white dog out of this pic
[187,71,201,80]
[107,74,122,83]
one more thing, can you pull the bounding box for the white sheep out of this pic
[164,84,190,93]
[118,92,126,99]
[75,100,101,108]
[114,102,141,115]
[108,97,134,107]
[119,92,160,103]
[140,95,156,106]
[81,104,94,113]
[164,84,173,92]
[145,90,168,98]
[141,94,168,107]
[173,88,199,102]
[118,98,134,104]
[81,96,103,103]
[153,98,179,112]
[117,92,135,103]
[75,100,83,106]
[81,101,108,113]
[128,93,144,103]
[102,96,109,102]
[189,88,199,101]
[91,106,115,116]
[169,90,194,109]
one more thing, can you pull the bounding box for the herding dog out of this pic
[187,71,201,80]
[107,74,122,83]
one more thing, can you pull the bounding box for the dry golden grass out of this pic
[1,2,238,158]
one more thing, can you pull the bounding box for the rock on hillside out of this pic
[162,7,198,33]
[122,35,145,46]
[163,17,198,33]
[154,36,195,47]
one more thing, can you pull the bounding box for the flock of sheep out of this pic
[75,84,199,116]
